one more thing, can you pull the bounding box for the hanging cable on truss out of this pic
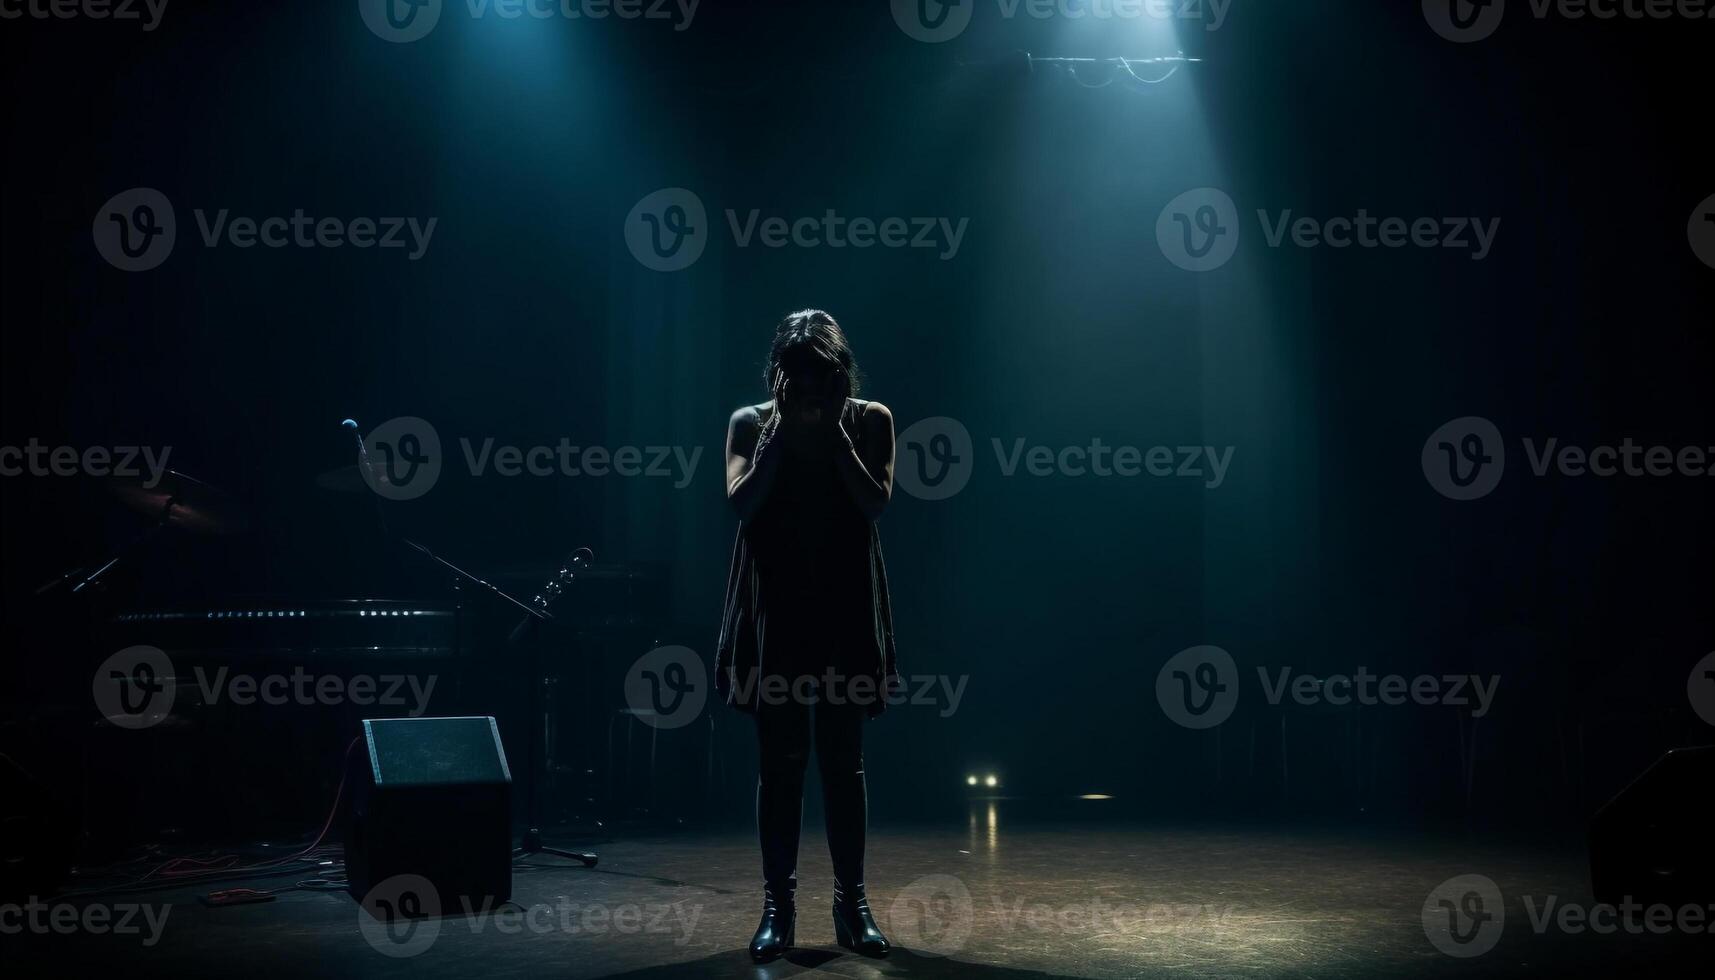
[1027,53,1203,87]
[956,51,1204,89]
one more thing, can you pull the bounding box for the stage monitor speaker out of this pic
[346,716,513,914]
[1589,746,1714,907]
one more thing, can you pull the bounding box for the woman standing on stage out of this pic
[716,309,898,961]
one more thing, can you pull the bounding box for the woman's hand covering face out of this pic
[777,366,845,431]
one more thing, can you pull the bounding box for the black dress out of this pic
[715,398,900,715]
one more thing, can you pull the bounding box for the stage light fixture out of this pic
[966,775,978,786]
[984,774,999,788]
[958,52,1203,89]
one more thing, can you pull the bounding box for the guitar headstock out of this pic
[532,547,594,616]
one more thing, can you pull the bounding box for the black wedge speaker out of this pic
[346,716,513,914]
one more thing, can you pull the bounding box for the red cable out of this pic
[222,736,362,873]
[130,736,362,883]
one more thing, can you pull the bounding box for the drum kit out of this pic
[28,438,603,866]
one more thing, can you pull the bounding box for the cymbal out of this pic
[108,469,247,535]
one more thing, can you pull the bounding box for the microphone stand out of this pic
[343,418,596,868]
[400,538,543,622]
[387,542,596,871]
[508,607,599,868]
[396,539,596,867]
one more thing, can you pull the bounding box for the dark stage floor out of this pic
[8,814,1708,979]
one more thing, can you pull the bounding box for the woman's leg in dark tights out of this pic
[755,701,812,898]
[814,701,867,889]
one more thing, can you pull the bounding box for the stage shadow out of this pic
[595,947,1071,980]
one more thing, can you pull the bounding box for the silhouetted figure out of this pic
[716,310,899,961]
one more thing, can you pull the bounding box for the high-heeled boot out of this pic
[753,721,804,963]
[749,882,796,962]
[831,880,890,957]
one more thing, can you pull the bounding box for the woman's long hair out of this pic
[764,309,860,398]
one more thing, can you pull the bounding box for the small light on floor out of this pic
[966,775,978,786]
[1078,794,1115,800]
[984,774,998,788]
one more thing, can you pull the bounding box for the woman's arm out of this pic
[832,401,895,521]
[726,403,783,521]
